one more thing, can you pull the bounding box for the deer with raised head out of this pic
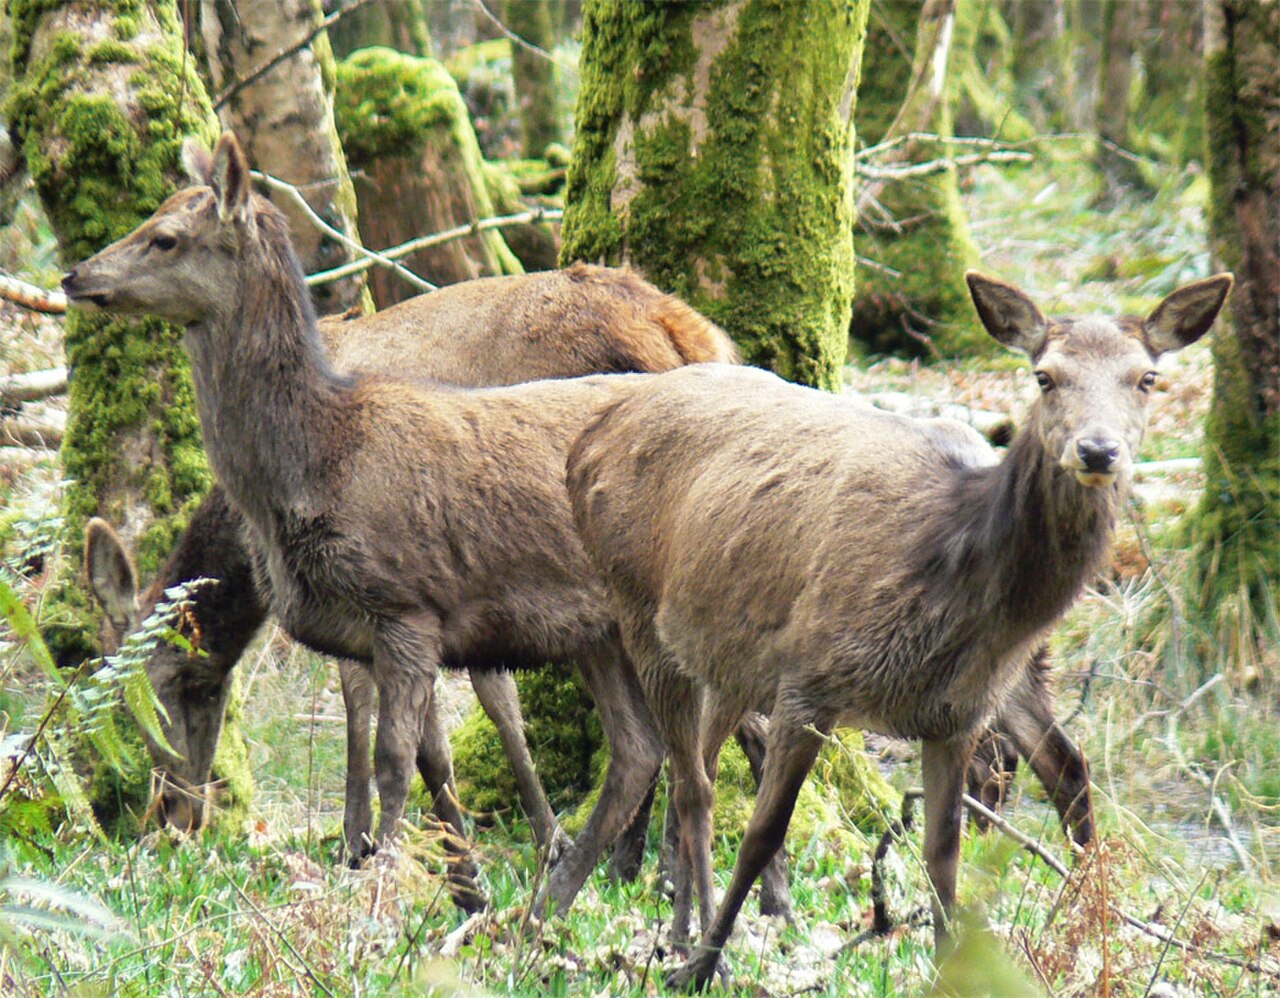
[565,270,1230,988]
[80,258,739,908]
[63,132,678,917]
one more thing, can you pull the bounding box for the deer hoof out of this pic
[663,950,727,992]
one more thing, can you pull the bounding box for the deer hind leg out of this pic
[993,649,1092,846]
[468,668,569,861]
[920,734,976,952]
[734,711,794,920]
[667,706,825,992]
[535,640,664,918]
[338,658,375,864]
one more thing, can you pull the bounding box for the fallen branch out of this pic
[251,170,436,294]
[857,149,1033,180]
[1133,457,1202,478]
[859,389,1014,444]
[305,208,564,288]
[0,274,67,314]
[0,367,68,406]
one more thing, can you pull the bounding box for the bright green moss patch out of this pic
[334,47,460,164]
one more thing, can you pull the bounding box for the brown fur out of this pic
[65,133,672,918]
[565,271,1230,987]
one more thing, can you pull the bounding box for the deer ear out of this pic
[211,132,252,225]
[1144,273,1233,356]
[966,272,1049,357]
[181,138,213,186]
[84,518,139,634]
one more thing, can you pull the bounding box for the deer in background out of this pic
[566,270,1230,988]
[80,260,739,910]
[63,131,679,918]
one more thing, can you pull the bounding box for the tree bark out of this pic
[201,0,366,315]
[503,0,564,157]
[851,0,986,358]
[560,0,868,390]
[333,47,522,306]
[325,0,432,60]
[6,0,252,829]
[1188,0,1279,657]
[1093,0,1148,202]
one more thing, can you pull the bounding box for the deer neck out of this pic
[183,246,354,532]
[918,425,1120,639]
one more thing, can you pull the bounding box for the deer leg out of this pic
[609,776,657,883]
[468,668,568,861]
[371,615,442,840]
[734,712,793,921]
[339,658,375,864]
[412,683,486,914]
[966,728,1020,828]
[535,642,664,918]
[667,709,824,992]
[920,735,975,952]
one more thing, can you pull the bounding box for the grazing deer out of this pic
[566,271,1230,988]
[80,259,738,905]
[63,132,673,917]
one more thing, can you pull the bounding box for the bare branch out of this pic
[471,0,578,76]
[0,273,67,314]
[857,149,1033,180]
[305,207,564,288]
[251,170,437,293]
[213,0,378,110]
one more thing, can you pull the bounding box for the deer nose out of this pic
[1076,438,1121,473]
[61,270,77,291]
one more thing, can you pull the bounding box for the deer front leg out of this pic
[469,668,569,862]
[371,615,443,846]
[338,658,375,864]
[921,735,974,952]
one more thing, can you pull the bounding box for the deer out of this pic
[565,270,1231,988]
[61,131,685,918]
[80,259,739,910]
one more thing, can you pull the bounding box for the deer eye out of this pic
[150,235,178,252]
[1034,370,1055,392]
[1138,371,1158,393]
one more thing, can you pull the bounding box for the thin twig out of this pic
[857,149,1033,180]
[960,794,1077,875]
[251,170,436,293]
[304,208,563,288]
[471,0,577,75]
[213,0,378,110]
[224,870,337,998]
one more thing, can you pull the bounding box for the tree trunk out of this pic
[200,0,366,315]
[6,0,252,830]
[333,47,522,306]
[1093,0,1148,202]
[324,0,432,60]
[503,0,564,157]
[1188,0,1279,665]
[560,0,867,390]
[851,0,986,358]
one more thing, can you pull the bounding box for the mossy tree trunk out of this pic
[503,0,563,158]
[5,0,252,829]
[851,0,986,358]
[325,0,432,60]
[1093,0,1148,203]
[1187,0,1279,668]
[560,0,868,390]
[200,0,366,315]
[334,47,521,307]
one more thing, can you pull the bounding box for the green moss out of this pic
[333,47,460,165]
[562,0,867,390]
[210,669,254,834]
[87,38,136,65]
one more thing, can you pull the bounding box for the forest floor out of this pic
[2,150,1279,997]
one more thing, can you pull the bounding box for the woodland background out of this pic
[0,0,1276,994]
